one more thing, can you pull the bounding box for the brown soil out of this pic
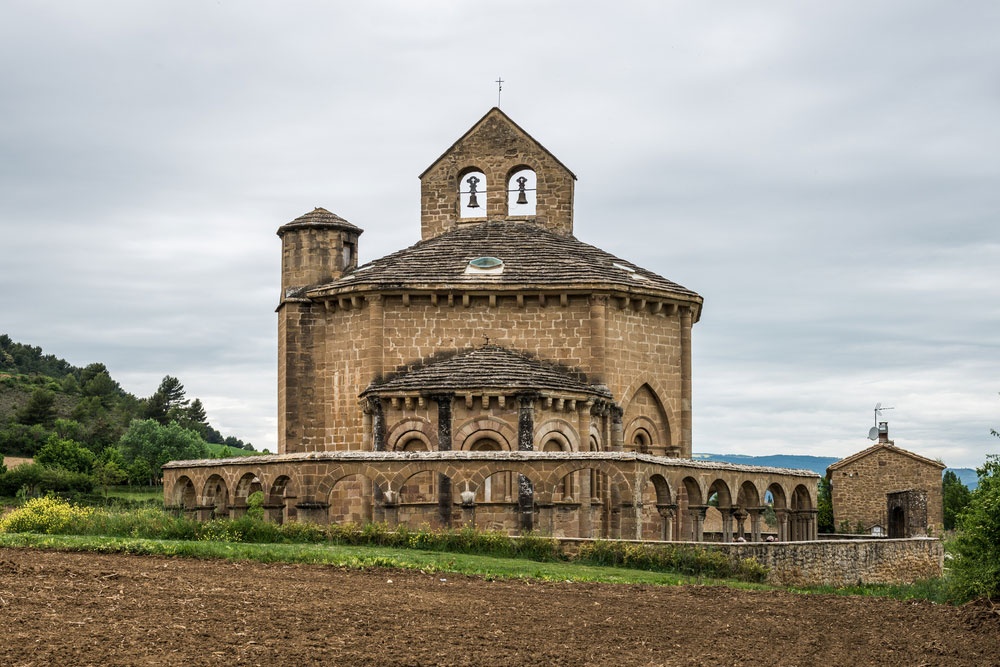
[1,547,997,667]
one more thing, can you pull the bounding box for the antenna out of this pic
[874,403,894,425]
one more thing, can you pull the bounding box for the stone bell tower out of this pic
[418,107,577,240]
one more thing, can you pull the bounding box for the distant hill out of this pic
[1,333,256,455]
[693,452,978,490]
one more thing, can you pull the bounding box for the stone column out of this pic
[657,504,676,541]
[295,500,330,525]
[517,393,537,533]
[589,295,607,383]
[361,405,372,450]
[610,405,624,452]
[720,507,734,543]
[367,294,384,378]
[381,491,399,529]
[747,508,763,542]
[263,503,285,524]
[733,508,748,541]
[536,501,555,536]
[679,306,693,456]
[632,470,644,541]
[688,505,707,542]
[368,396,386,452]
[776,509,789,542]
[431,393,454,528]
[578,463,592,539]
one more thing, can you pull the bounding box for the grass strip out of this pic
[0,532,755,587]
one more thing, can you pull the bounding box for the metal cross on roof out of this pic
[496,77,504,107]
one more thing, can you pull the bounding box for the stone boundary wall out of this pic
[556,537,943,586]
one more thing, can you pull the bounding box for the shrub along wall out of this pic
[558,537,944,586]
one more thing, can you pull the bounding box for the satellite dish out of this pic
[868,426,879,441]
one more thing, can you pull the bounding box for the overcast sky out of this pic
[2,2,998,468]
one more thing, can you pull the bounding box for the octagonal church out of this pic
[164,109,819,542]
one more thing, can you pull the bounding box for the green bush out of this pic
[576,540,768,582]
[948,455,1000,602]
[0,463,95,497]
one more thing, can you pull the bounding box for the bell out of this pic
[516,176,528,205]
[466,175,480,209]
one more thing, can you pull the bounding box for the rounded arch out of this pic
[386,418,434,451]
[588,424,603,452]
[736,480,761,508]
[202,474,229,517]
[234,472,263,504]
[505,164,537,216]
[791,484,813,510]
[534,418,581,451]
[173,475,197,508]
[457,166,487,219]
[681,476,704,506]
[397,467,437,503]
[315,463,392,501]
[648,473,674,506]
[268,475,294,504]
[766,482,788,510]
[394,432,431,452]
[707,479,733,508]
[455,416,515,451]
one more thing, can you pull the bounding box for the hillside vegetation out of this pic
[0,334,260,496]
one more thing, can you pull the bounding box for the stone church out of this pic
[164,108,819,542]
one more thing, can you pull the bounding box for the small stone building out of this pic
[826,423,944,536]
[164,108,819,542]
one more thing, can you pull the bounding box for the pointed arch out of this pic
[622,381,674,456]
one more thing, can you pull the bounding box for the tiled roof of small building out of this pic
[277,207,363,237]
[827,442,946,473]
[363,345,612,398]
[308,220,699,298]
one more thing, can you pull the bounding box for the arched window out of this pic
[507,168,536,216]
[459,170,487,219]
[632,428,651,454]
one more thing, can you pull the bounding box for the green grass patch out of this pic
[0,532,747,587]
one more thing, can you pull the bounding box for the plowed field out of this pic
[1,547,997,666]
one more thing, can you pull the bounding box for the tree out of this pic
[949,455,1000,601]
[0,453,6,475]
[942,470,972,531]
[117,419,208,482]
[17,388,57,426]
[143,376,189,425]
[35,435,96,474]
[817,477,834,533]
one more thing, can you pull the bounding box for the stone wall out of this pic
[557,537,944,586]
[280,291,690,458]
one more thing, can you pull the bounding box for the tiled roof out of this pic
[308,220,699,298]
[827,442,946,472]
[362,345,612,398]
[277,207,363,237]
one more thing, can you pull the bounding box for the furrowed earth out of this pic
[1,547,997,666]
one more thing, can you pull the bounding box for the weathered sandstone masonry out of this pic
[164,452,819,542]
[167,107,828,547]
[828,425,944,536]
[556,537,944,587]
